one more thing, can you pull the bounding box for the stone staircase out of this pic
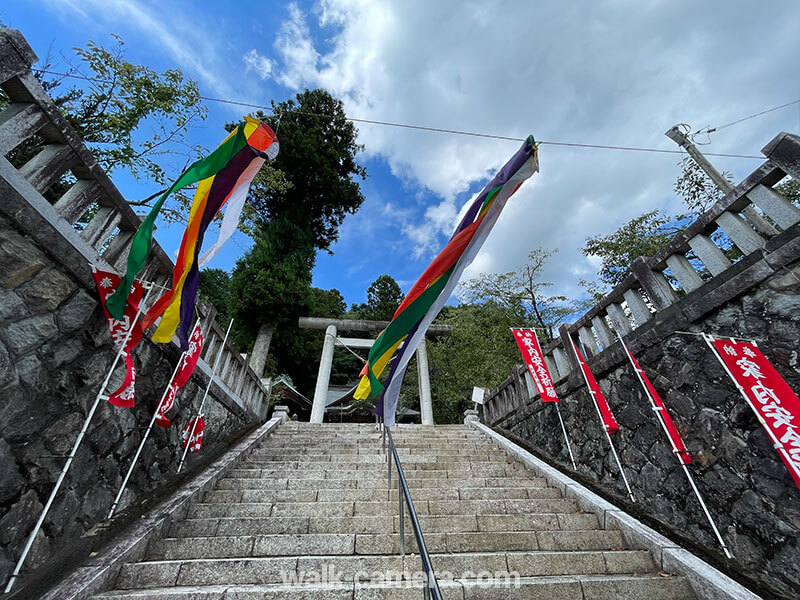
[91,422,695,599]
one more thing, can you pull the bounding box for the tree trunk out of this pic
[249,324,274,378]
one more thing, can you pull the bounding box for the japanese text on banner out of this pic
[511,328,559,402]
[711,337,800,490]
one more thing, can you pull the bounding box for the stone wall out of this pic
[486,254,800,599]
[0,211,254,586]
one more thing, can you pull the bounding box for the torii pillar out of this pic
[299,317,451,425]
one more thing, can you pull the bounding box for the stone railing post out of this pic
[630,257,677,311]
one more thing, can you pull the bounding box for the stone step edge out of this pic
[153,529,614,544]
[91,573,692,599]
[467,420,762,600]
[37,415,289,600]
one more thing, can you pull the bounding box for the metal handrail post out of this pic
[385,428,442,600]
[398,473,405,556]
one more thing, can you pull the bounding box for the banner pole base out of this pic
[681,463,733,559]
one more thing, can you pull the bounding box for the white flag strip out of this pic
[198,157,265,268]
[380,146,540,427]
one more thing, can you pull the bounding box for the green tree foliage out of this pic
[197,268,232,322]
[402,301,527,423]
[350,274,403,321]
[3,35,207,209]
[460,248,571,341]
[228,217,315,351]
[674,156,731,215]
[232,89,367,249]
[580,211,684,289]
[776,178,800,205]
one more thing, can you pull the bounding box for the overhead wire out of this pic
[697,98,800,135]
[33,68,765,159]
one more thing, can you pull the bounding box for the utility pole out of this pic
[665,125,777,234]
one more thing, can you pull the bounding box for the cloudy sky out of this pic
[3,0,800,307]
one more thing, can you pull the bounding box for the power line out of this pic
[34,68,763,159]
[700,98,800,134]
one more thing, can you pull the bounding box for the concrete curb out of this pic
[468,421,763,600]
[35,416,285,600]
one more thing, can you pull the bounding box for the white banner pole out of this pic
[554,404,577,469]
[569,337,636,502]
[177,318,234,473]
[107,319,200,519]
[4,282,154,593]
[616,331,732,558]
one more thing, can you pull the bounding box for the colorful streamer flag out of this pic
[619,339,691,464]
[570,338,620,433]
[512,328,559,402]
[355,136,539,426]
[155,323,204,428]
[106,117,278,350]
[705,335,800,490]
[92,268,145,407]
[181,417,205,453]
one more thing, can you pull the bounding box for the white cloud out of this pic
[274,2,320,89]
[243,49,273,80]
[270,0,800,299]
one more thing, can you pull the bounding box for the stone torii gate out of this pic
[298,317,452,425]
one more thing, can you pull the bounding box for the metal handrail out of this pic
[381,421,443,600]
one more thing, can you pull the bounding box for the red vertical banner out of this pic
[92,269,145,407]
[706,335,800,490]
[620,340,691,464]
[155,324,204,428]
[511,328,559,402]
[570,338,620,433]
[181,417,205,453]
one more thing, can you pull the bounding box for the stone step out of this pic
[396,514,605,535]
[169,514,603,538]
[213,476,545,491]
[235,461,528,474]
[186,498,578,519]
[203,485,562,504]
[255,445,499,454]
[150,529,619,559]
[115,549,661,589]
[219,465,546,487]
[93,572,695,600]
[245,455,516,466]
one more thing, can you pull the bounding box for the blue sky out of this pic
[2,1,800,309]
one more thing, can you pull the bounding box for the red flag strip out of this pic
[156,324,204,428]
[92,269,144,407]
[619,340,691,465]
[706,335,800,491]
[181,417,205,453]
[512,328,559,402]
[570,338,620,433]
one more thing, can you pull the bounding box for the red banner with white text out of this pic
[511,328,559,402]
[707,336,800,490]
[181,417,205,453]
[155,324,203,428]
[620,340,691,464]
[570,338,620,434]
[93,269,144,407]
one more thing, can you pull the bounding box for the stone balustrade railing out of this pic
[0,27,268,418]
[483,130,800,423]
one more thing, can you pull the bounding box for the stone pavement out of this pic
[89,422,695,599]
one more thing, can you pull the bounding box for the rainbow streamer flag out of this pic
[356,136,539,426]
[106,118,277,348]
